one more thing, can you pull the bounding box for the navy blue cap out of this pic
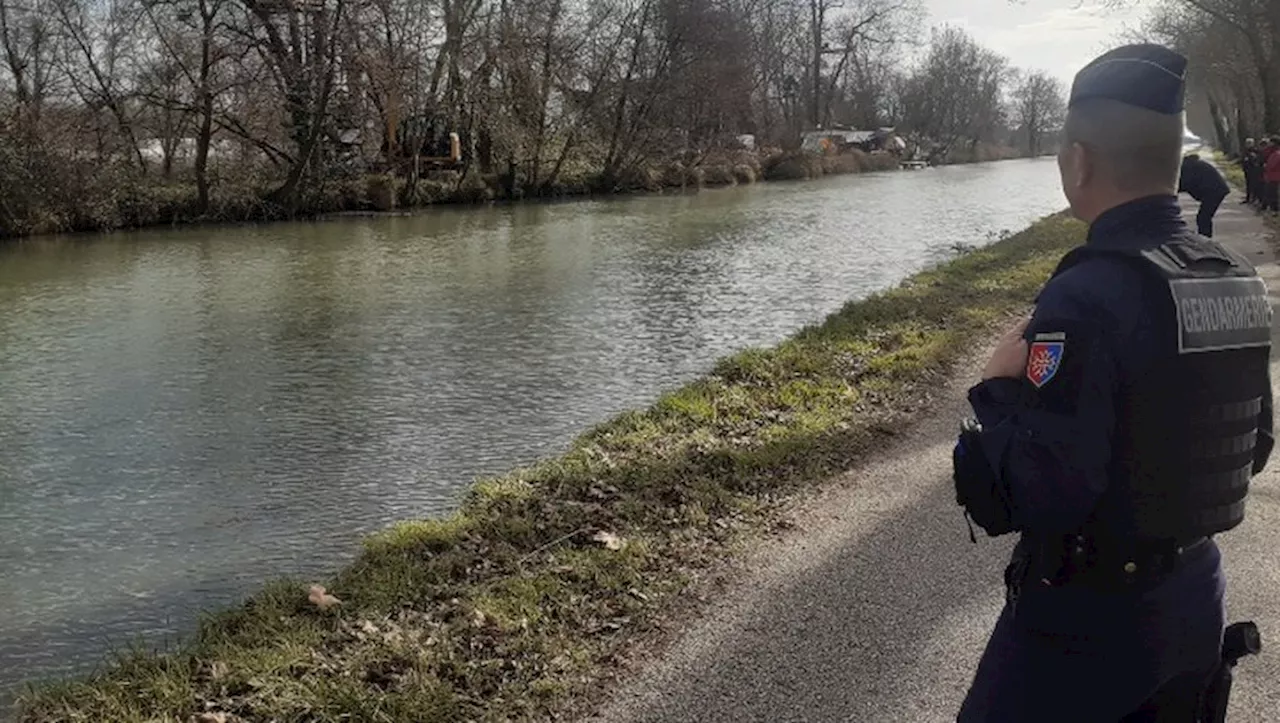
[1068,44,1187,115]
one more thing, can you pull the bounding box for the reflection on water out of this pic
[0,158,1069,696]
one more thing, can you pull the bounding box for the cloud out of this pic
[923,0,1150,86]
[1008,3,1111,37]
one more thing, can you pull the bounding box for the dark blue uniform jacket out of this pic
[1179,156,1230,202]
[969,195,1271,535]
[959,196,1273,719]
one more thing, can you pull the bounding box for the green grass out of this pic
[14,213,1086,723]
[1211,149,1247,189]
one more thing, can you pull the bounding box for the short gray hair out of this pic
[1062,97,1184,193]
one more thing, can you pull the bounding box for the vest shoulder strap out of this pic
[1137,236,1260,280]
[1049,235,1271,355]
[1052,233,1260,281]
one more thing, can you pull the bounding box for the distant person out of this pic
[1177,153,1229,236]
[1241,138,1262,204]
[953,43,1273,722]
[1264,137,1280,214]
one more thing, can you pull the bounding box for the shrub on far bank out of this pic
[0,138,1017,241]
[700,164,737,187]
[763,150,824,181]
[861,152,903,172]
[764,148,899,182]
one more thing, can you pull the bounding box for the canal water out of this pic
[0,157,1068,697]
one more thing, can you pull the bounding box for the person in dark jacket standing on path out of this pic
[953,43,1274,722]
[1241,139,1262,205]
[1178,153,1230,236]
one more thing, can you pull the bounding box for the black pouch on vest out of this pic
[953,418,1016,539]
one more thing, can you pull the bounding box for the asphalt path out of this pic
[579,198,1280,723]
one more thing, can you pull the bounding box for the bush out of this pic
[453,172,495,203]
[701,164,736,186]
[366,174,397,210]
[615,166,664,193]
[659,162,687,188]
[545,166,600,196]
[403,178,453,206]
[861,153,902,172]
[820,152,864,175]
[763,150,823,181]
[732,164,758,184]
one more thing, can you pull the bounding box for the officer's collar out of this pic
[1086,194,1187,248]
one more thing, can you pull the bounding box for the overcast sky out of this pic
[922,0,1156,90]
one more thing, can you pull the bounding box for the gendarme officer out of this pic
[953,44,1274,721]
[1178,152,1229,237]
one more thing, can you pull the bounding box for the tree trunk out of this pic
[194,0,216,213]
[528,0,562,191]
[809,0,822,129]
[1206,93,1231,153]
[1258,62,1279,133]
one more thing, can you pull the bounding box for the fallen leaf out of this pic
[592,531,625,551]
[308,584,341,611]
[190,713,228,723]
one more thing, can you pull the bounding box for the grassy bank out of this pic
[15,213,1084,723]
[1,146,993,241]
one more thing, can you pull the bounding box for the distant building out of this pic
[800,127,905,155]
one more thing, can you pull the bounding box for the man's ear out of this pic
[1069,142,1093,190]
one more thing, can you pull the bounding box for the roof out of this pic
[802,129,877,143]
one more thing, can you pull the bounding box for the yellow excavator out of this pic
[381,105,462,171]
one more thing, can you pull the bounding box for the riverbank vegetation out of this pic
[15,212,1085,723]
[0,0,1066,239]
[1134,0,1280,154]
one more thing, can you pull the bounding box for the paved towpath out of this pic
[579,197,1280,723]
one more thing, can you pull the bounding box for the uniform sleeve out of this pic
[966,280,1119,535]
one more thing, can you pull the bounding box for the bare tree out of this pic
[0,0,1086,236]
[805,0,921,129]
[0,0,57,123]
[1114,0,1278,135]
[1012,70,1064,156]
[897,26,1012,159]
[51,0,148,169]
[238,0,348,208]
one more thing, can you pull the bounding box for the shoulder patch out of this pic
[1026,332,1066,388]
[1170,277,1272,354]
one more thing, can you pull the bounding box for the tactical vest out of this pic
[1053,233,1272,543]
